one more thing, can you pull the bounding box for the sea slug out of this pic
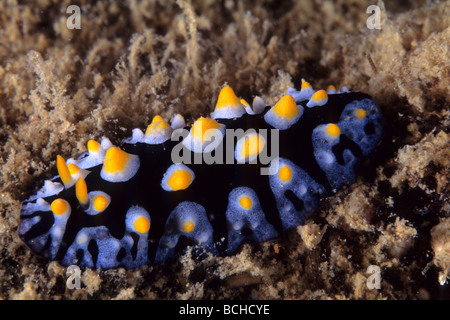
[19,80,382,269]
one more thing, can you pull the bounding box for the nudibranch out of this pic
[20,80,382,269]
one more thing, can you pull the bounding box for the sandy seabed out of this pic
[0,0,449,300]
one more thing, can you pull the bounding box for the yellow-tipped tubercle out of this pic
[87,140,101,153]
[134,216,150,234]
[75,177,89,206]
[312,89,328,102]
[50,198,69,216]
[93,195,109,212]
[278,165,293,182]
[145,115,170,135]
[182,221,195,233]
[215,86,241,109]
[103,147,130,174]
[167,169,193,191]
[241,134,264,158]
[301,80,312,90]
[354,108,367,119]
[191,117,220,142]
[57,155,74,187]
[239,196,253,209]
[325,124,341,137]
[67,163,81,175]
[272,95,299,120]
